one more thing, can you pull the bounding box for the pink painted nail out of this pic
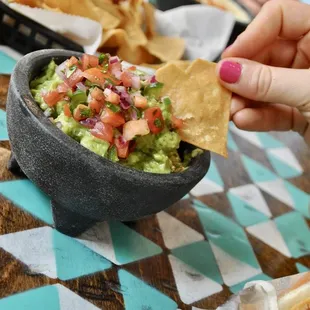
[219,61,242,84]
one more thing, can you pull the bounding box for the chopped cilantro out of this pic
[106,102,120,113]
[80,108,92,117]
[163,97,171,107]
[154,118,162,128]
[99,53,107,65]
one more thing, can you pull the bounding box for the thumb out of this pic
[216,58,310,111]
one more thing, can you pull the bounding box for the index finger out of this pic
[222,0,310,59]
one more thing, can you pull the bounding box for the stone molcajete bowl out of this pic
[6,49,211,237]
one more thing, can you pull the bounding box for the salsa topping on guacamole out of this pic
[30,53,201,173]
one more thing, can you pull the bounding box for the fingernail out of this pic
[219,61,242,84]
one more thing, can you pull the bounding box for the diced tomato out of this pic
[89,99,103,114]
[57,83,71,93]
[104,89,120,105]
[63,103,72,117]
[73,104,92,121]
[144,107,164,134]
[128,66,136,71]
[83,68,106,87]
[81,54,99,71]
[133,96,148,109]
[100,108,125,127]
[123,119,150,141]
[91,87,105,102]
[90,122,113,143]
[120,71,132,87]
[171,115,183,129]
[67,56,79,68]
[114,136,129,159]
[65,68,84,87]
[42,90,64,107]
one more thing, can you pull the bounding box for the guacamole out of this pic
[30,53,201,173]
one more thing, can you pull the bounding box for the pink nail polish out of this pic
[219,61,242,84]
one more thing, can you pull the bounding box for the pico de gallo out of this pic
[30,53,201,173]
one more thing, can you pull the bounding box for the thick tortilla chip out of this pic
[143,1,156,39]
[155,59,232,157]
[140,60,192,71]
[145,36,185,62]
[117,43,156,65]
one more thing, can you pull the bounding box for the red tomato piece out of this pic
[81,54,99,71]
[120,71,132,87]
[100,108,125,127]
[65,68,84,88]
[171,115,183,129]
[128,66,136,71]
[83,68,106,87]
[73,104,92,121]
[57,83,71,93]
[114,136,129,159]
[90,122,113,143]
[91,87,105,102]
[144,107,164,134]
[67,56,79,68]
[133,96,148,109]
[89,99,103,114]
[63,103,72,117]
[42,90,64,107]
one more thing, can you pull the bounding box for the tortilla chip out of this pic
[140,60,192,71]
[145,35,185,62]
[117,43,156,65]
[100,29,126,48]
[155,59,232,157]
[143,2,156,39]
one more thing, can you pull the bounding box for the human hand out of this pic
[216,0,310,144]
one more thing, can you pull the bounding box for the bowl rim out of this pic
[9,49,210,184]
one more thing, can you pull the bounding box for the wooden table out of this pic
[0,73,309,310]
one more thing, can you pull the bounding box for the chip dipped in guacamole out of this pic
[30,53,202,174]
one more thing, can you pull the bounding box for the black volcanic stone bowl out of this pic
[6,49,211,237]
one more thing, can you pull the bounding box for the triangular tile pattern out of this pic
[0,285,60,310]
[257,179,309,218]
[0,109,8,141]
[0,226,57,278]
[193,200,261,286]
[229,123,263,148]
[171,241,223,284]
[296,263,309,273]
[168,255,222,305]
[157,211,204,249]
[190,160,224,196]
[109,221,162,264]
[227,131,239,152]
[53,229,112,280]
[256,133,285,149]
[274,212,310,258]
[0,284,100,310]
[0,180,53,225]
[76,222,117,265]
[77,221,162,266]
[56,284,100,309]
[229,273,272,294]
[266,148,303,179]
[241,155,278,183]
[227,188,270,227]
[0,226,112,280]
[246,221,291,257]
[118,269,178,310]
[0,50,17,75]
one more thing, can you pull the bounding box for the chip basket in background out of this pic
[0,1,84,56]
